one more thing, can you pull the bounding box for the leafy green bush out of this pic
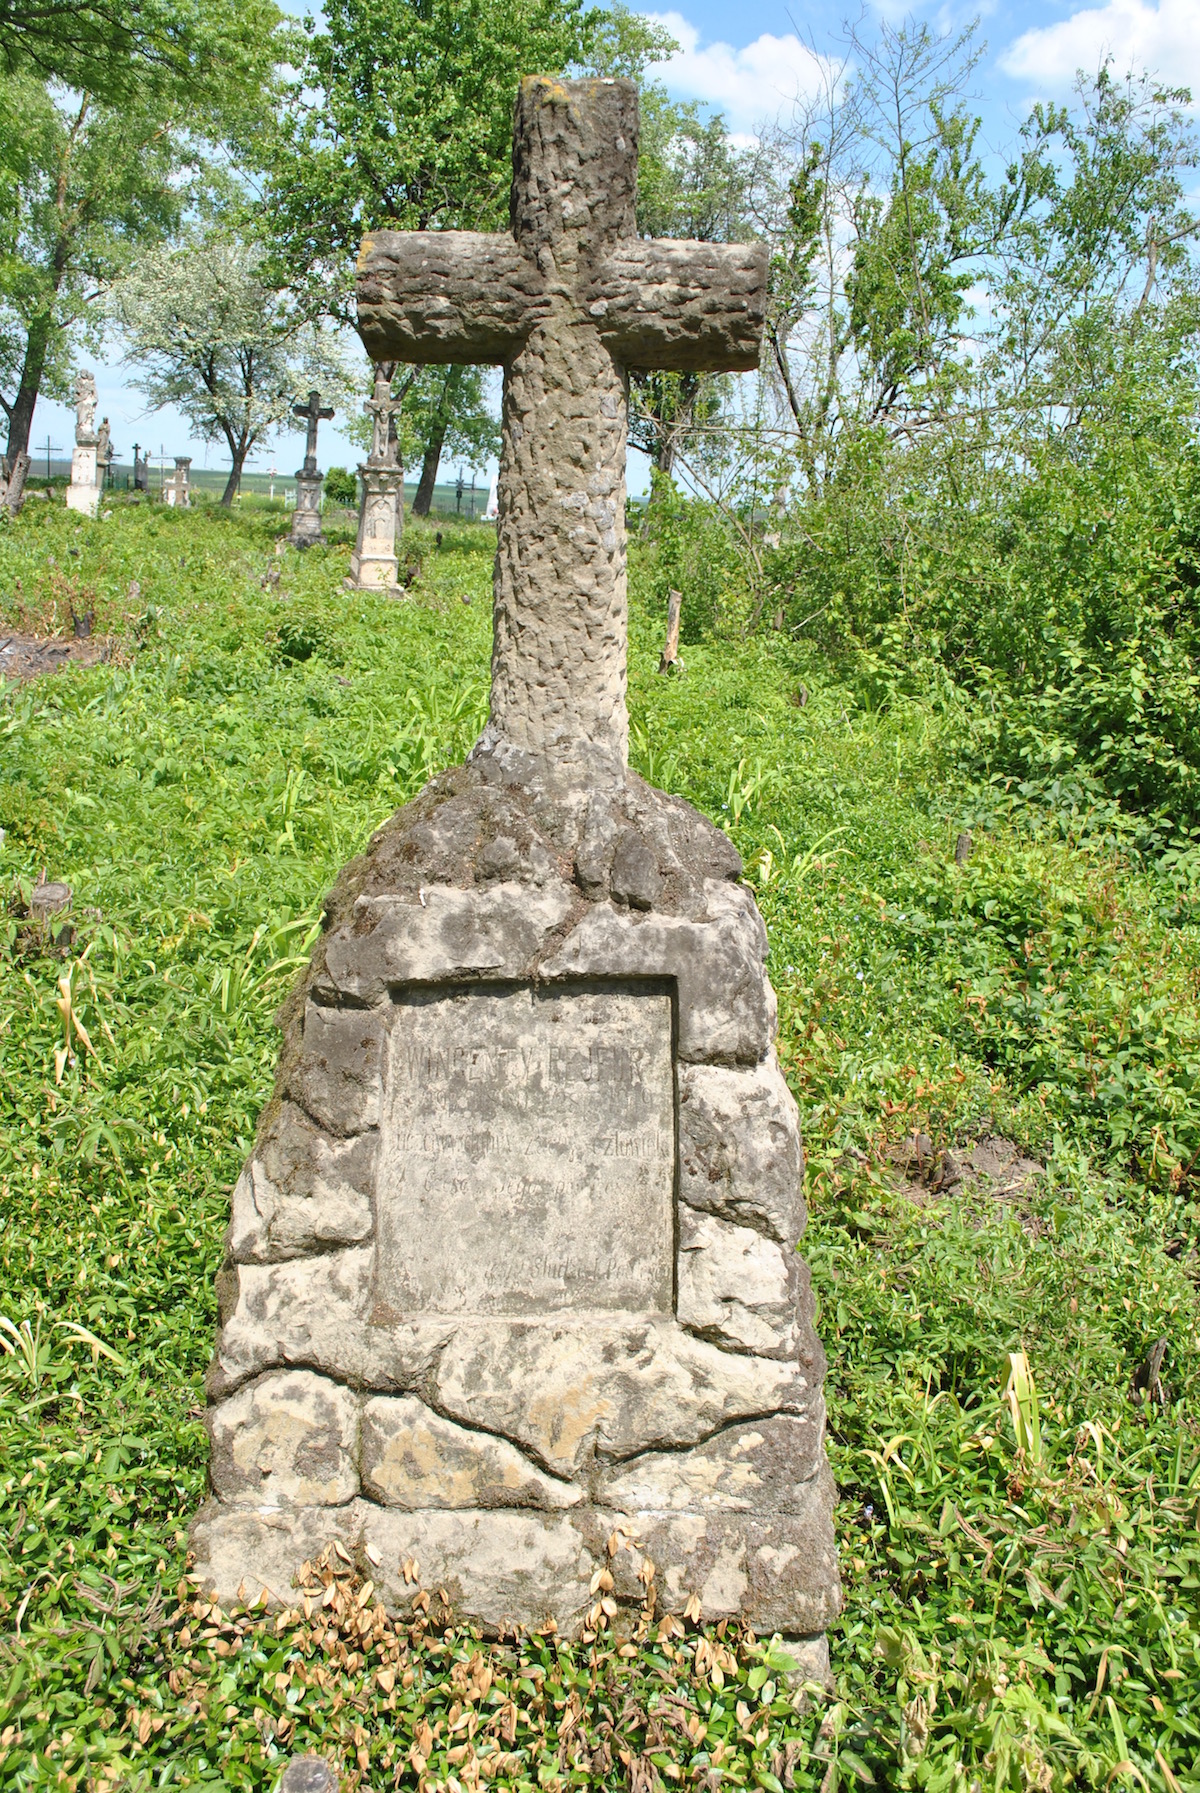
[270,608,342,664]
[322,464,358,506]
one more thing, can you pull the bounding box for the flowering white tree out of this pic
[111,232,357,504]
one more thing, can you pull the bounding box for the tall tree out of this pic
[0,0,275,107]
[586,5,758,476]
[258,0,599,498]
[0,2,279,467]
[111,232,353,505]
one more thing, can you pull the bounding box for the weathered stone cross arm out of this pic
[357,232,767,374]
[355,76,768,774]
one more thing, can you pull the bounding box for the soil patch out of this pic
[0,630,110,681]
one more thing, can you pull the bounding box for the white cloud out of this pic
[646,12,836,133]
[1001,0,1200,92]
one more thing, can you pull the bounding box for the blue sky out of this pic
[35,0,1198,488]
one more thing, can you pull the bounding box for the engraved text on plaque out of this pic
[375,984,674,1316]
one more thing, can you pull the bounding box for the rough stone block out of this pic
[361,1506,596,1635]
[208,1370,359,1507]
[678,1056,805,1243]
[361,1394,582,1510]
[606,1465,841,1634]
[228,1104,376,1263]
[321,881,576,1004]
[289,1003,385,1134]
[434,1319,815,1478]
[190,1502,361,1609]
[676,1209,799,1357]
[540,887,772,1064]
[596,1411,825,1514]
[207,1248,453,1397]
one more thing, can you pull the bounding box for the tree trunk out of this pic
[219,427,256,507]
[5,311,54,463]
[2,451,31,516]
[220,450,246,507]
[411,365,462,517]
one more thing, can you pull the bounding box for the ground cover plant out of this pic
[1,496,1199,1790]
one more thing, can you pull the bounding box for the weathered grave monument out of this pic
[193,76,840,1663]
[290,389,334,547]
[164,455,191,509]
[66,371,100,517]
[347,361,404,594]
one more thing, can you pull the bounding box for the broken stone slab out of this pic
[207,1247,454,1399]
[596,1412,826,1515]
[319,880,577,1005]
[540,883,772,1064]
[676,1209,800,1358]
[678,1056,805,1244]
[361,1394,583,1510]
[604,1465,841,1635]
[288,1003,386,1135]
[207,1369,360,1508]
[227,1103,376,1263]
[433,1318,817,1479]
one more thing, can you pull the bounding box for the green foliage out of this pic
[0,0,279,113]
[0,0,282,466]
[258,0,600,320]
[0,503,1198,1787]
[321,465,358,506]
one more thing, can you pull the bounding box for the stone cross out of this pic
[293,389,334,472]
[357,75,767,773]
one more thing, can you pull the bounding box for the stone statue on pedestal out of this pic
[66,371,101,517]
[347,361,405,595]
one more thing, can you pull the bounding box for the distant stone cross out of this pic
[357,76,767,772]
[293,389,334,471]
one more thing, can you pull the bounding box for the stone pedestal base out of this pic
[192,750,841,1643]
[290,468,324,547]
[347,464,402,592]
[66,440,99,517]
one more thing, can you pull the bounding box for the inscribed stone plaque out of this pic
[375,984,674,1317]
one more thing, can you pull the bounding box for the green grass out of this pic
[1,496,1198,1790]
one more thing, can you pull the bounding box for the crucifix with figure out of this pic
[347,361,407,594]
[358,74,767,776]
[289,388,335,548]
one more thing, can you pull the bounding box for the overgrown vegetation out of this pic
[1,499,1198,1789]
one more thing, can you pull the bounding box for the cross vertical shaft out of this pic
[492,79,636,768]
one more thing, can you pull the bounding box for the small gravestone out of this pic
[290,390,334,547]
[193,77,840,1663]
[164,456,191,509]
[347,362,404,594]
[66,372,100,518]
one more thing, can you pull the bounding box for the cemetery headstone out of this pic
[66,371,100,517]
[290,389,334,547]
[193,77,840,1665]
[164,456,191,509]
[96,417,113,484]
[347,361,404,594]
